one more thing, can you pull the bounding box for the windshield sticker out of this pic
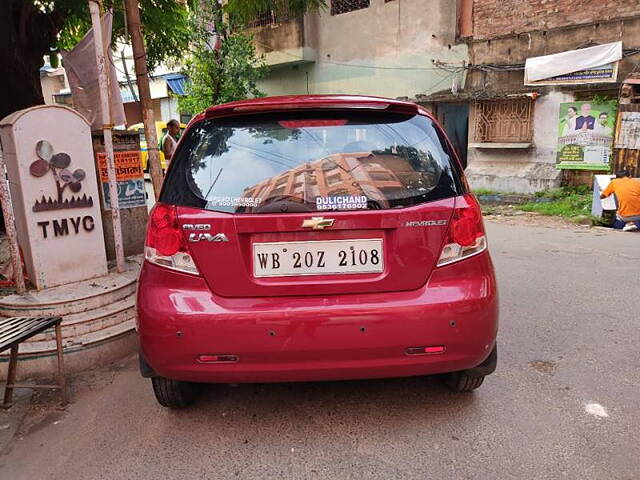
[207,196,262,208]
[316,195,368,211]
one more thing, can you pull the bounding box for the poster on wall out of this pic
[615,112,640,150]
[97,151,147,209]
[556,101,617,170]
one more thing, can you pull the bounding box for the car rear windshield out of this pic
[161,111,464,214]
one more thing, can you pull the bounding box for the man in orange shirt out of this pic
[601,169,640,232]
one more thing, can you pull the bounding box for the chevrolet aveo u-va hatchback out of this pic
[137,95,499,408]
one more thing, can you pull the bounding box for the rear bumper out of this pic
[136,252,499,383]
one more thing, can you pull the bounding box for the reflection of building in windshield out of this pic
[241,151,428,212]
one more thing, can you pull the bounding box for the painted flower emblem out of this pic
[30,140,86,198]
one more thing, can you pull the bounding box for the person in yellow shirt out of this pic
[601,170,640,232]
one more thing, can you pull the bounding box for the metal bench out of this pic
[0,316,67,408]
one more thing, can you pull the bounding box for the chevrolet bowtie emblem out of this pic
[302,217,335,230]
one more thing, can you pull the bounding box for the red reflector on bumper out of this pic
[406,346,446,355]
[197,354,239,363]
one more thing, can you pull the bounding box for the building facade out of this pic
[40,49,189,128]
[418,0,640,193]
[251,0,467,100]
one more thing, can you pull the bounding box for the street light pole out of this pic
[123,0,164,201]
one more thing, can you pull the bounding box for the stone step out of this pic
[0,256,141,317]
[23,293,136,343]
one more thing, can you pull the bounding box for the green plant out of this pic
[178,1,267,114]
[590,94,618,111]
[520,188,592,220]
[472,189,502,196]
[178,0,327,114]
[534,185,591,199]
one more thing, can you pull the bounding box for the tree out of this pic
[1,0,325,120]
[178,0,326,113]
[178,1,267,114]
[0,0,193,120]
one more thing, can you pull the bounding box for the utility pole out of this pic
[123,0,163,200]
[88,0,126,273]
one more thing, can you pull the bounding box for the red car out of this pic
[137,95,498,408]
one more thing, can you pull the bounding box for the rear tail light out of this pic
[437,194,487,267]
[145,203,199,275]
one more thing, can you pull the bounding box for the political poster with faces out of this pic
[557,101,617,171]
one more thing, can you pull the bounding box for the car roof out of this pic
[196,95,424,122]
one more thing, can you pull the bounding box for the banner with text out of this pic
[97,151,146,209]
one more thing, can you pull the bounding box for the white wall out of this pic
[258,0,467,99]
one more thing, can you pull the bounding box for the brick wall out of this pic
[472,0,640,39]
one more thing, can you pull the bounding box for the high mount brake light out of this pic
[145,204,199,275]
[437,194,487,267]
[278,119,349,128]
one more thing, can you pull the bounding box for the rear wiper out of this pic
[204,168,223,200]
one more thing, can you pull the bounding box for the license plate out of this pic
[253,239,384,278]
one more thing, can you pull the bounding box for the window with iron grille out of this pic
[474,98,534,143]
[331,0,370,15]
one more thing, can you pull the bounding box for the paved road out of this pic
[1,221,639,479]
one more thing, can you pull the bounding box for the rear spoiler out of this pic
[204,97,419,119]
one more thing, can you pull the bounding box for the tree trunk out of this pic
[0,1,64,120]
[124,0,164,201]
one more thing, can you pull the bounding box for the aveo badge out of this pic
[183,224,229,243]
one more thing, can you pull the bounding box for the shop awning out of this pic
[164,74,187,95]
[525,42,622,85]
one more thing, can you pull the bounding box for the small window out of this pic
[322,160,340,171]
[370,171,395,182]
[474,98,534,143]
[331,0,370,15]
[275,175,289,187]
[270,186,286,197]
[326,174,342,186]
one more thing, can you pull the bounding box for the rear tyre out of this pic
[151,376,201,408]
[443,371,485,392]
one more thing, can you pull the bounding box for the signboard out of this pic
[0,105,108,289]
[615,112,640,150]
[97,150,146,209]
[556,101,617,171]
[528,63,618,86]
[525,42,622,86]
